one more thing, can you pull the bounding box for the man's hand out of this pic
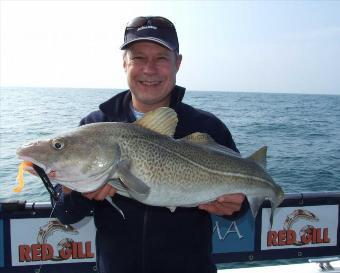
[198,193,245,216]
[62,184,117,201]
[83,184,117,200]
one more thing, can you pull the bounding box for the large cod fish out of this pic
[16,107,284,222]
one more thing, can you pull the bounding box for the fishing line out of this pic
[32,164,59,201]
[32,164,60,273]
[36,202,58,273]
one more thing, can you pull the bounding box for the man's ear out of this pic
[123,57,127,72]
[123,51,128,72]
[175,54,182,72]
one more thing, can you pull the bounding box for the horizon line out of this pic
[1,85,339,96]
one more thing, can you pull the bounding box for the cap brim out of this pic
[120,37,177,51]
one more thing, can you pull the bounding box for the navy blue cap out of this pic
[120,16,179,53]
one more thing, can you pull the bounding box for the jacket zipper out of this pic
[142,207,148,273]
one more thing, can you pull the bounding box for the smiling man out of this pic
[123,42,182,112]
[54,16,245,273]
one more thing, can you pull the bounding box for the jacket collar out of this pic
[99,85,186,122]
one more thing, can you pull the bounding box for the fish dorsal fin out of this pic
[247,146,267,169]
[181,132,241,157]
[134,107,178,137]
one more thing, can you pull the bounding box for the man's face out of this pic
[123,42,182,112]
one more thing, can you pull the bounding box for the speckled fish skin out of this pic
[16,107,284,219]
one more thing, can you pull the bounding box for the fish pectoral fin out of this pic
[167,206,177,212]
[180,132,241,157]
[134,107,178,137]
[107,178,129,196]
[116,160,150,201]
[105,196,125,219]
[247,146,267,169]
[247,195,266,219]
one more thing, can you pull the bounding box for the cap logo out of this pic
[137,25,158,32]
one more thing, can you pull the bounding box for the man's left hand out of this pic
[198,193,245,216]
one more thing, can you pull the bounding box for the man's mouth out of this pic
[139,80,162,86]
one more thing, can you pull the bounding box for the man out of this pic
[54,16,245,273]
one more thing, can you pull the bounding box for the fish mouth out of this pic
[17,155,59,201]
[17,155,52,176]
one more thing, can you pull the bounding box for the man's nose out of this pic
[143,60,157,74]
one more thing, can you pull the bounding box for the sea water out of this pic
[1,87,339,202]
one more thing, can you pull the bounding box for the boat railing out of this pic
[1,192,340,272]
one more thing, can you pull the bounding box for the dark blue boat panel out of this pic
[212,210,255,253]
[0,220,4,267]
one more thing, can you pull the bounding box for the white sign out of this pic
[261,205,338,250]
[10,217,96,266]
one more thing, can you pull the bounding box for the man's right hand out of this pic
[62,184,117,201]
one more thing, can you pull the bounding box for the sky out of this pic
[1,0,340,94]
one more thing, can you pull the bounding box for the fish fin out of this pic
[247,195,265,219]
[167,206,177,212]
[105,196,125,219]
[116,160,151,201]
[134,107,178,137]
[181,132,241,157]
[247,146,267,169]
[107,178,131,198]
[269,199,281,229]
[181,132,213,143]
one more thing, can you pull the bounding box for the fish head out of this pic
[16,127,121,193]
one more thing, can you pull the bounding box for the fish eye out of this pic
[52,138,65,150]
